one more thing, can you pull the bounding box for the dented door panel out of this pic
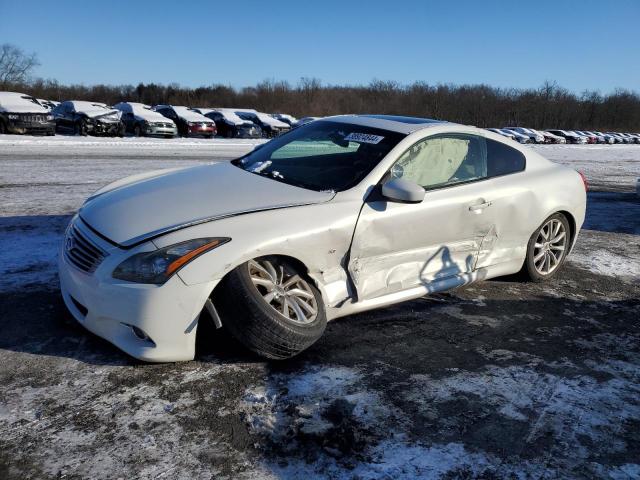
[348,179,515,300]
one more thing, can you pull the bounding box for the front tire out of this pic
[216,256,327,359]
[522,213,570,282]
[74,119,87,136]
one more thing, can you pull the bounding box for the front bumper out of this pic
[187,124,216,137]
[58,228,217,362]
[87,120,122,136]
[146,124,178,137]
[6,120,55,135]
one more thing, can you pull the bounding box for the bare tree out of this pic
[0,44,40,88]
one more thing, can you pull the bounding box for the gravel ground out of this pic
[0,136,639,479]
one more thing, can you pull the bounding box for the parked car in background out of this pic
[194,108,262,138]
[235,109,290,137]
[590,131,615,144]
[487,128,516,141]
[606,132,629,144]
[52,101,124,136]
[573,131,599,144]
[582,131,607,144]
[154,105,216,138]
[621,133,640,144]
[270,113,298,127]
[487,128,529,144]
[114,102,177,138]
[488,128,529,144]
[58,115,586,361]
[295,116,321,128]
[0,92,55,135]
[546,129,587,144]
[503,127,545,144]
[541,131,566,144]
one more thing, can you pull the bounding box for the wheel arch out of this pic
[209,253,323,300]
[557,209,577,253]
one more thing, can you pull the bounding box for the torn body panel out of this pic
[348,177,512,301]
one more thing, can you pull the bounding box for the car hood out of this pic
[79,162,335,248]
[133,110,174,123]
[0,103,49,114]
[81,108,122,120]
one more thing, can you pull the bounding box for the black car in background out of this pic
[234,109,290,138]
[154,105,216,138]
[194,108,262,138]
[0,92,55,135]
[52,101,124,136]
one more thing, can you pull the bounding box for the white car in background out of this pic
[487,128,516,140]
[58,115,586,362]
[488,128,529,144]
[503,127,545,144]
[114,102,178,138]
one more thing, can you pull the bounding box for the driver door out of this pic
[348,133,499,301]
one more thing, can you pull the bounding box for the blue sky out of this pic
[1,0,638,92]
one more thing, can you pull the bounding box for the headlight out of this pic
[46,115,54,121]
[7,114,19,120]
[112,237,230,284]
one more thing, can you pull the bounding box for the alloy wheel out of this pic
[248,259,318,324]
[533,218,567,275]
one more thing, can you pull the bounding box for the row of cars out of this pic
[2,91,638,143]
[489,126,640,145]
[0,91,319,138]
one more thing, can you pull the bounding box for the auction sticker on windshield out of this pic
[344,132,385,144]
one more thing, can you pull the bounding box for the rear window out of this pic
[486,137,526,177]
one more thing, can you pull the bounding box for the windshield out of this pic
[233,120,405,192]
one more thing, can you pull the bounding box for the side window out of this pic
[391,134,488,189]
[486,137,526,177]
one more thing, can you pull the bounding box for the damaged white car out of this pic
[58,115,587,362]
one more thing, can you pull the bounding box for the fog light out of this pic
[122,323,156,346]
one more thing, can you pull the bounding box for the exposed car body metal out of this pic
[59,115,586,362]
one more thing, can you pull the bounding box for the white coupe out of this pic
[58,115,587,361]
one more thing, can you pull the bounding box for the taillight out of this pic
[578,171,588,191]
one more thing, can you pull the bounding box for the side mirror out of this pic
[381,178,425,203]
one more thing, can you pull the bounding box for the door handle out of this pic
[468,201,492,212]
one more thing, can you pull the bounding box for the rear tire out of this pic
[522,213,571,282]
[134,124,142,137]
[216,256,327,359]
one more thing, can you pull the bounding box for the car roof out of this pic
[322,114,450,134]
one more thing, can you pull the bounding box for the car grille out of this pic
[64,222,107,273]
[20,114,49,123]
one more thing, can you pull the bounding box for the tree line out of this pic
[2,44,639,131]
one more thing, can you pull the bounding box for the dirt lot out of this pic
[0,137,639,479]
